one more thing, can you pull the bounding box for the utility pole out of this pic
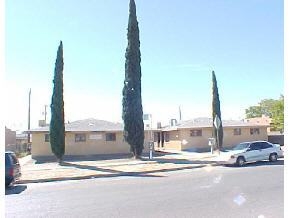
[179,105,182,121]
[149,114,153,159]
[43,104,48,125]
[28,88,31,143]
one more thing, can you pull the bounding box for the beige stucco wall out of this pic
[167,126,268,151]
[65,132,129,155]
[162,141,182,150]
[179,128,212,150]
[31,133,54,156]
[223,127,268,148]
[32,131,151,157]
[31,127,268,156]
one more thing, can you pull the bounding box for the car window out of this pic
[10,154,19,165]
[233,142,250,150]
[5,154,11,166]
[249,142,262,150]
[260,142,272,149]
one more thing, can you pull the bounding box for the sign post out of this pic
[149,142,154,159]
[208,138,215,154]
[144,113,154,160]
[214,115,221,155]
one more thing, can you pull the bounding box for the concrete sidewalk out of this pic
[17,151,220,184]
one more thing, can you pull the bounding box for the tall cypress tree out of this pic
[122,0,144,159]
[50,41,65,162]
[212,71,223,149]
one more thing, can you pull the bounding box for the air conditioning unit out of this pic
[38,120,46,127]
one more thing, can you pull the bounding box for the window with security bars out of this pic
[75,133,86,142]
[190,129,202,137]
[233,128,241,136]
[250,128,260,135]
[106,133,116,141]
[44,134,50,142]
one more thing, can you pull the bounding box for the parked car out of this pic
[5,151,21,187]
[221,141,283,167]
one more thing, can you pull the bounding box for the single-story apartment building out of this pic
[29,117,269,158]
[28,118,153,158]
[154,117,268,152]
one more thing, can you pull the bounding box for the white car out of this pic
[221,141,283,167]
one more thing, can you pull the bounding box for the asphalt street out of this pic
[5,160,284,218]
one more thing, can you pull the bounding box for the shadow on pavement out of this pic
[60,161,122,174]
[223,159,284,168]
[153,158,219,165]
[34,153,133,164]
[5,185,27,195]
[151,151,180,156]
[20,155,224,184]
[58,161,167,179]
[60,161,170,177]
[23,158,217,183]
[33,151,181,164]
[57,158,216,179]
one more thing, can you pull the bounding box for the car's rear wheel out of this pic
[236,156,245,167]
[269,153,278,162]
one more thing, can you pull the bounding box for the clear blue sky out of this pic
[5,0,284,130]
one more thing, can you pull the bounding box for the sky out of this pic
[5,0,284,131]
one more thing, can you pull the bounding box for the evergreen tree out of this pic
[212,71,223,149]
[271,95,284,133]
[122,0,144,159]
[50,41,65,162]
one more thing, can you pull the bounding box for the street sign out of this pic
[214,115,221,155]
[208,138,215,146]
[214,115,221,129]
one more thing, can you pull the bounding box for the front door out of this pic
[158,132,161,148]
[161,132,165,148]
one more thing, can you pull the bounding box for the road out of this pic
[5,160,284,218]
